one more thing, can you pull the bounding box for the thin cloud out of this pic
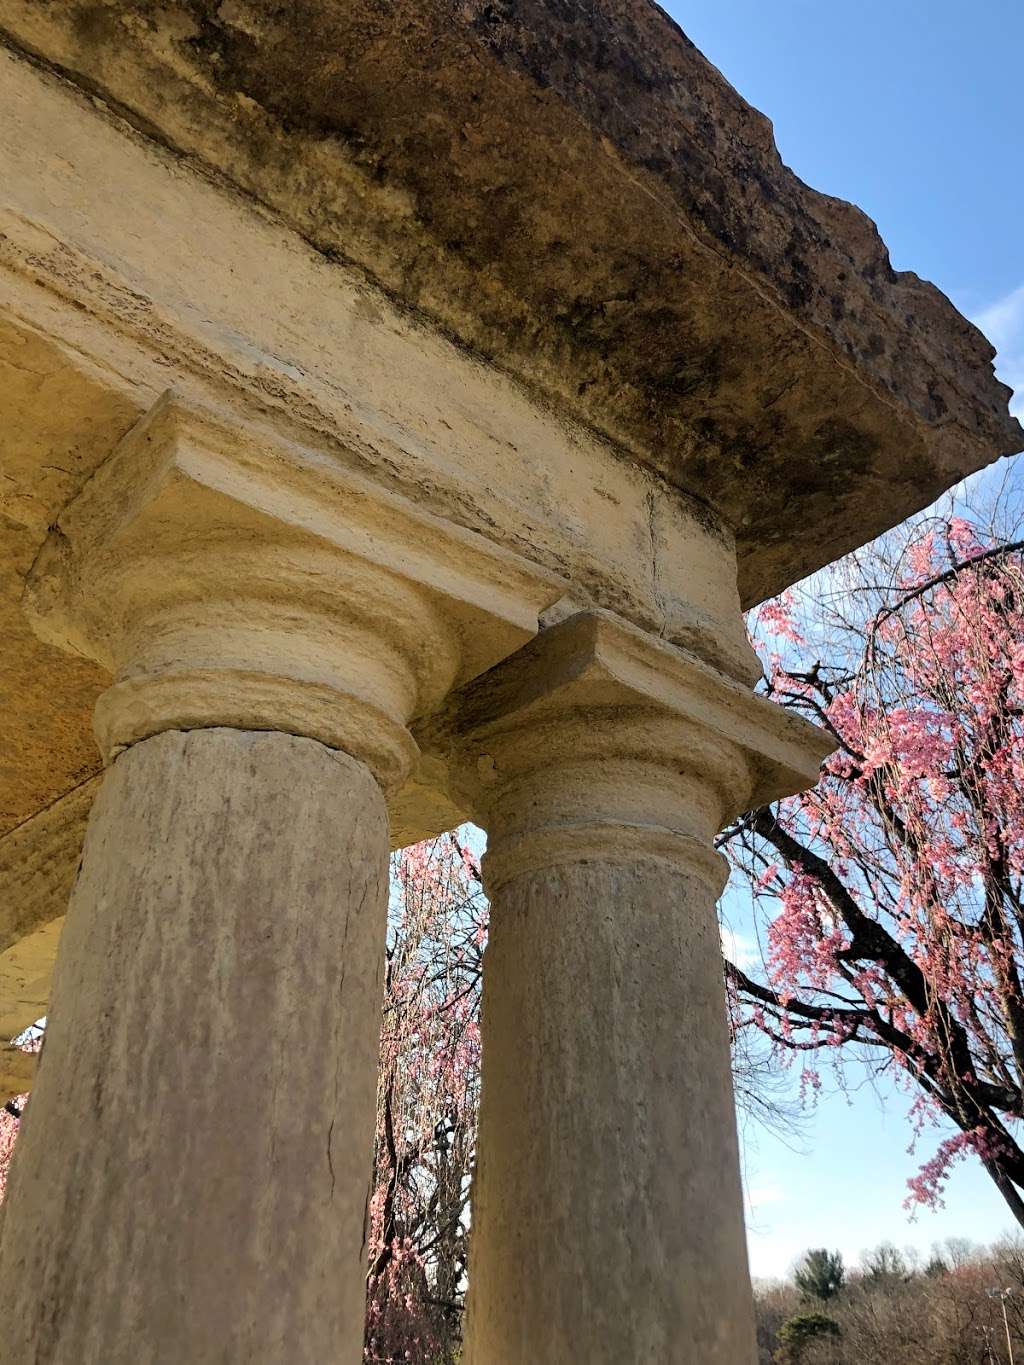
[974,284,1024,422]
[746,1181,786,1211]
[720,924,759,970]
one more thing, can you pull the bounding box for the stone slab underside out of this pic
[0,3,1020,1075]
[1,0,1020,604]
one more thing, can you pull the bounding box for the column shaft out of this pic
[464,855,756,1364]
[0,728,388,1364]
[437,613,830,1364]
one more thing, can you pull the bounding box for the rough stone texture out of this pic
[0,308,140,834]
[23,392,567,785]
[0,46,754,894]
[0,516,108,837]
[464,858,756,1364]
[0,729,388,1364]
[0,919,63,1069]
[0,0,1019,604]
[0,779,97,1097]
[0,778,97,956]
[0,1041,34,1097]
[0,3,1019,876]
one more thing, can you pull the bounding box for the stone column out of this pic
[0,729,389,1363]
[437,612,833,1365]
[0,396,562,1363]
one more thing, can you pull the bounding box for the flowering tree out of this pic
[0,1103,20,1205]
[364,833,484,1364]
[0,1028,42,1206]
[724,491,1024,1226]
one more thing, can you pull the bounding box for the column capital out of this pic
[426,610,835,892]
[25,393,566,792]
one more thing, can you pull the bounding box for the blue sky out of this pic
[662,0,1024,1278]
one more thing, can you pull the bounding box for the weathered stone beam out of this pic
[0,48,746,671]
[0,919,62,1068]
[0,1,1018,603]
[0,780,98,957]
[0,1045,35,1105]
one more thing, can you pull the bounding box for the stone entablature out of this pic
[0,42,758,1021]
[1,1,1020,600]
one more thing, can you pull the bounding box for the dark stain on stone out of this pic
[3,0,1018,608]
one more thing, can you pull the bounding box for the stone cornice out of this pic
[0,45,753,679]
[1,8,1018,602]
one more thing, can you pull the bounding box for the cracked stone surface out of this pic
[0,0,1019,602]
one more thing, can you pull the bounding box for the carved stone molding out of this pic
[25,393,567,792]
[425,610,835,893]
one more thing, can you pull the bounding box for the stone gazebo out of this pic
[0,3,1019,1361]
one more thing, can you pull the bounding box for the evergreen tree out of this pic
[794,1248,845,1302]
[775,1312,841,1364]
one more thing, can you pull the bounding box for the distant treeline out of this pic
[757,1239,1024,1364]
